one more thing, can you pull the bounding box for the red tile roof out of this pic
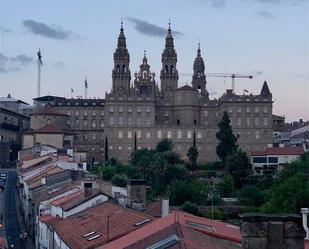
[53,202,153,249]
[51,190,102,211]
[39,214,62,226]
[251,147,305,156]
[25,165,64,184]
[101,211,241,249]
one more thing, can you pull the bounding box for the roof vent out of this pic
[134,218,151,227]
[87,234,101,241]
[146,235,179,249]
[83,231,95,238]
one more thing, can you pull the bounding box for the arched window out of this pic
[171,65,174,73]
[165,65,168,73]
[116,65,120,72]
[122,65,126,73]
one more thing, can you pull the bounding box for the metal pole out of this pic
[37,60,41,98]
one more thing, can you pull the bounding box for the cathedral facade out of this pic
[34,23,273,163]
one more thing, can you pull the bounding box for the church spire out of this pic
[112,21,131,95]
[192,42,208,98]
[160,22,178,97]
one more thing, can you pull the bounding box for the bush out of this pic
[111,174,127,188]
[182,202,201,216]
[204,209,227,220]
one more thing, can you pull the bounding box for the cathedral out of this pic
[31,22,273,163]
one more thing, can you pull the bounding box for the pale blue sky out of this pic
[0,0,308,121]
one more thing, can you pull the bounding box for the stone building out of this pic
[34,22,273,163]
[0,107,30,167]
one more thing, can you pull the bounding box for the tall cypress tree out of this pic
[193,130,196,148]
[216,111,238,165]
[104,135,109,162]
[133,132,137,152]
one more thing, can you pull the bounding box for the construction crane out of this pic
[179,73,253,94]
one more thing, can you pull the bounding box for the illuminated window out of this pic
[187,131,192,139]
[157,130,162,139]
[197,131,202,139]
[177,130,182,139]
[118,131,123,138]
[167,131,172,138]
[146,132,151,139]
[128,131,132,139]
[137,130,141,138]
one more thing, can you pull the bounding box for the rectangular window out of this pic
[92,111,96,117]
[118,146,122,150]
[84,120,88,127]
[100,121,104,128]
[109,117,114,125]
[75,119,80,125]
[263,117,268,126]
[128,131,132,139]
[146,132,151,139]
[246,117,251,126]
[128,107,132,113]
[204,110,208,117]
[167,131,172,138]
[255,117,259,126]
[137,107,142,113]
[128,117,133,126]
[101,111,105,116]
[157,130,162,139]
[137,130,141,138]
[146,106,151,113]
[187,131,192,139]
[119,116,124,125]
[109,106,114,113]
[255,130,260,139]
[197,131,202,139]
[254,107,259,114]
[75,111,79,116]
[137,117,142,126]
[118,130,123,138]
[237,107,242,113]
[246,107,251,113]
[268,157,278,163]
[237,117,242,126]
[92,134,96,140]
[263,107,268,114]
[229,107,233,113]
[146,117,151,126]
[253,157,267,163]
[92,121,96,128]
[177,130,182,139]
[119,106,123,113]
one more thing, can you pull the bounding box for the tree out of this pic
[187,146,199,169]
[193,130,196,147]
[133,132,137,152]
[226,149,251,185]
[131,149,156,179]
[182,202,201,216]
[156,139,173,153]
[104,135,109,162]
[216,111,238,165]
[217,174,235,197]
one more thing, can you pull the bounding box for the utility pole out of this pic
[37,49,43,98]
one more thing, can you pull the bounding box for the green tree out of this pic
[216,111,238,165]
[226,149,251,184]
[187,146,199,169]
[133,132,137,152]
[104,135,109,162]
[131,149,156,179]
[238,185,265,206]
[217,174,235,197]
[182,201,201,216]
[156,139,173,153]
[111,174,127,187]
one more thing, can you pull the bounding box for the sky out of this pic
[0,0,308,122]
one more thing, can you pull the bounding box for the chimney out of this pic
[83,182,93,198]
[161,198,169,217]
[82,162,87,171]
[301,208,309,240]
[127,179,147,209]
[240,213,306,249]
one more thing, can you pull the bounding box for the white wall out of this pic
[54,231,70,249]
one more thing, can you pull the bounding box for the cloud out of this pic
[127,17,183,38]
[53,61,64,67]
[0,25,11,33]
[0,52,33,74]
[255,10,275,18]
[11,54,33,64]
[22,20,79,40]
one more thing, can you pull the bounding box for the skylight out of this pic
[83,231,95,238]
[87,234,101,241]
[146,235,179,249]
[134,218,151,227]
[186,221,216,232]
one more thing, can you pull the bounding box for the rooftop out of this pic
[251,146,305,156]
[53,202,153,249]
